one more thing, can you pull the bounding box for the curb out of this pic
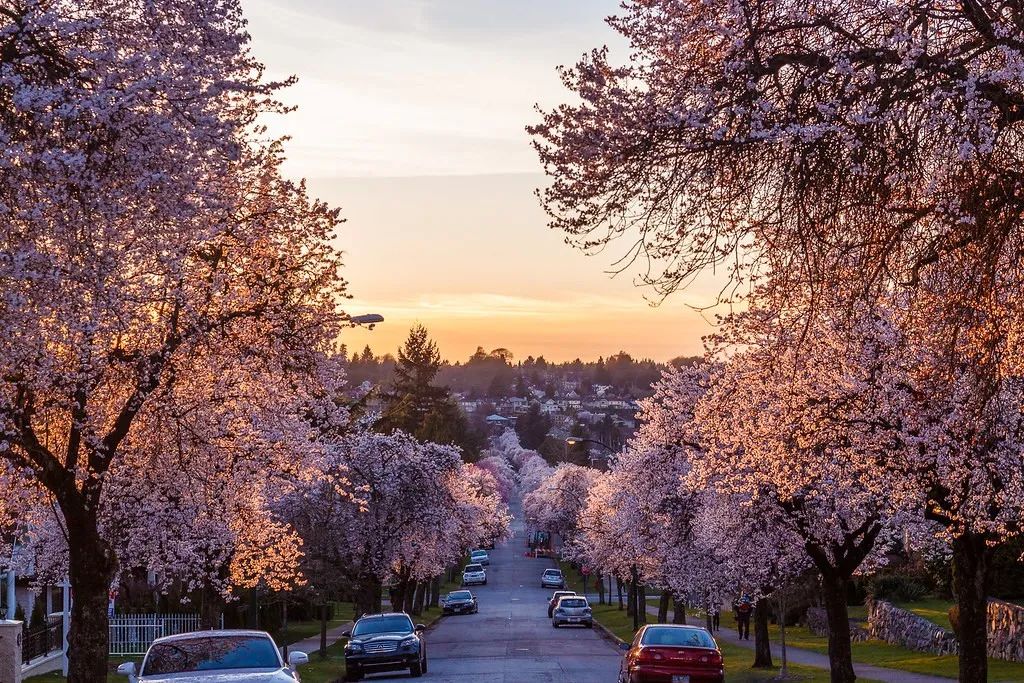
[591,617,629,650]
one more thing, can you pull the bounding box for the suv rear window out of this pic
[465,564,483,572]
[543,569,561,576]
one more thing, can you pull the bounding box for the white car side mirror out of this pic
[288,651,309,668]
[116,661,137,679]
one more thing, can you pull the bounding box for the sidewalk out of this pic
[584,594,952,683]
[281,621,353,657]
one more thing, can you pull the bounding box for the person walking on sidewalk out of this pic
[735,596,752,640]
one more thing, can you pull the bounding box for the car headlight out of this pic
[345,642,363,653]
[400,636,418,649]
[584,608,592,614]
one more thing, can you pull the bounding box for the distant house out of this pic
[485,414,511,425]
[540,399,560,415]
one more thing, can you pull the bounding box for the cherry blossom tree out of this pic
[0,1,346,678]
[531,0,1024,307]
[691,304,917,683]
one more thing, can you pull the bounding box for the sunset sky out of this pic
[245,0,721,362]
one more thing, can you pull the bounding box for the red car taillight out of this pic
[636,647,667,664]
[700,650,723,665]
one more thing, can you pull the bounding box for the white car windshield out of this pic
[142,635,279,675]
[559,598,588,608]
[465,564,483,572]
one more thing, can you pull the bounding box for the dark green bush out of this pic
[867,574,929,603]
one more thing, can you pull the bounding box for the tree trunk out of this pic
[246,589,260,629]
[430,577,441,609]
[705,602,713,633]
[597,572,605,605]
[672,594,686,624]
[638,584,648,624]
[657,592,671,623]
[200,583,223,630]
[820,572,856,683]
[412,581,426,616]
[753,597,773,668]
[403,579,415,614]
[616,576,624,610]
[65,513,118,683]
[319,603,328,659]
[626,579,635,616]
[952,532,991,683]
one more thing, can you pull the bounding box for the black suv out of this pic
[343,612,426,681]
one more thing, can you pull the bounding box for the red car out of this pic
[619,624,724,683]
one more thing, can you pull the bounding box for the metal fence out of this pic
[22,616,63,664]
[109,613,221,656]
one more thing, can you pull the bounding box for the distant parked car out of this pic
[117,630,307,682]
[462,563,487,586]
[548,590,576,618]
[470,549,490,566]
[343,612,427,681]
[541,568,565,589]
[552,595,593,628]
[442,590,479,615]
[618,624,724,683]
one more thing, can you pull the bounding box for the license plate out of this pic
[672,677,689,683]
[569,617,580,622]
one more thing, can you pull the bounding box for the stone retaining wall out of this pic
[867,599,959,656]
[987,599,1024,662]
[864,598,1024,662]
[804,607,871,642]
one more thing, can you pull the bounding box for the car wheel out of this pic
[586,621,593,629]
[344,667,362,681]
[410,660,423,677]
[552,622,559,628]
[483,580,487,585]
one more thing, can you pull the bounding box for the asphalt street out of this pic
[368,515,623,682]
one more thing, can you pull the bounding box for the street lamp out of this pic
[348,313,384,327]
[564,437,616,468]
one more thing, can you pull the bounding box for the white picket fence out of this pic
[109,614,222,656]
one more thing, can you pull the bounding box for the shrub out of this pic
[948,605,960,637]
[867,574,929,603]
[29,596,47,630]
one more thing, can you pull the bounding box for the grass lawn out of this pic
[274,601,356,646]
[894,598,954,630]
[715,610,1024,682]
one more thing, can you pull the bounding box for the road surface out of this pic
[400,516,623,682]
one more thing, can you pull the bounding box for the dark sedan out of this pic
[343,612,427,681]
[442,590,479,615]
[619,624,724,683]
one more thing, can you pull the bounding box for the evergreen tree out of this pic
[379,325,446,435]
[515,401,551,450]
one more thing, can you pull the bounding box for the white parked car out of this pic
[117,630,308,682]
[462,563,487,586]
[470,549,490,566]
